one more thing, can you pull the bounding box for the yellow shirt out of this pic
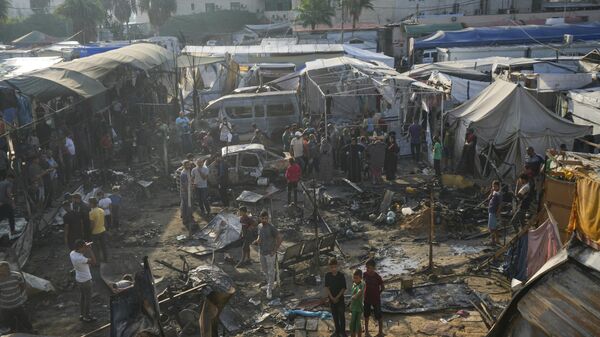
[89,207,106,235]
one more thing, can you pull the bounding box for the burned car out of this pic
[174,144,290,188]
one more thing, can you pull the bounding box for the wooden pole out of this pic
[429,186,434,270]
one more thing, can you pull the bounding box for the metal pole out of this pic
[312,178,319,272]
[429,186,434,270]
[340,0,345,43]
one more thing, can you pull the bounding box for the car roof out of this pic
[221,143,265,156]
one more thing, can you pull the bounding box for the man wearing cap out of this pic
[0,261,33,332]
[290,131,305,169]
[70,239,97,323]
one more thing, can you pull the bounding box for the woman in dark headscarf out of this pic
[343,138,363,183]
[384,134,399,181]
[319,137,333,182]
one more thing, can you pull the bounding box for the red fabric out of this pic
[363,270,383,305]
[100,135,112,149]
[285,163,302,183]
[527,217,561,278]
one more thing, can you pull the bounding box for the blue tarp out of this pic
[76,45,125,57]
[414,23,600,49]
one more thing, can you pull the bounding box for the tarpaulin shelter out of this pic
[427,71,489,103]
[0,57,63,81]
[447,79,592,178]
[567,87,600,134]
[3,43,173,100]
[11,31,61,48]
[414,23,600,50]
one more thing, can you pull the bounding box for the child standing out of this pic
[486,180,502,245]
[363,259,384,337]
[324,258,347,337]
[350,269,365,337]
[236,206,256,268]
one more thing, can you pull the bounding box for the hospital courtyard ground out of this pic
[21,158,513,337]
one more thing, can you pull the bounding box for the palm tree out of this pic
[138,0,176,35]
[55,0,105,43]
[344,0,373,30]
[296,0,334,31]
[113,0,136,39]
[0,0,10,22]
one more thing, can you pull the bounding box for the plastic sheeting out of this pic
[428,71,489,103]
[342,44,394,67]
[180,212,242,256]
[447,80,592,178]
[414,23,600,49]
[0,57,63,81]
[527,217,561,279]
[568,175,600,245]
[568,87,600,134]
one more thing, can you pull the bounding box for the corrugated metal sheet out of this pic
[488,239,600,337]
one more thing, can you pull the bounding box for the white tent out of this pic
[447,79,592,178]
[568,87,600,134]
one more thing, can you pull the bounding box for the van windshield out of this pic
[266,103,294,117]
[204,108,219,118]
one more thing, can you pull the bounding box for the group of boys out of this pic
[325,258,385,337]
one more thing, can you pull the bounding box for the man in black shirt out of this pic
[62,201,83,250]
[325,258,347,337]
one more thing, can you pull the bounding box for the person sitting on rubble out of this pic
[112,274,134,293]
[236,206,257,268]
[510,173,533,231]
[485,180,502,246]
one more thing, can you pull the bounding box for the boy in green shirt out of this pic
[433,135,442,178]
[350,269,365,337]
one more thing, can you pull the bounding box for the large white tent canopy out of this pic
[447,79,592,178]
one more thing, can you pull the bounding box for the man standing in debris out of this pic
[344,138,363,183]
[0,173,16,236]
[72,193,91,241]
[176,112,193,154]
[510,174,533,231]
[325,258,347,337]
[236,206,256,268]
[70,239,97,323]
[282,126,292,152]
[63,201,84,250]
[192,158,211,217]
[109,186,122,229]
[486,181,502,245]
[180,160,195,229]
[366,138,386,184]
[319,137,334,182]
[89,197,108,262]
[408,120,422,163]
[285,158,302,205]
[363,259,384,337]
[0,261,33,332]
[290,131,305,170]
[219,117,233,147]
[524,146,544,200]
[97,190,112,230]
[64,133,76,182]
[433,135,443,178]
[253,210,281,300]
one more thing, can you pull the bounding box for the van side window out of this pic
[266,103,294,117]
[240,153,259,167]
[254,105,265,117]
[225,106,253,119]
[205,108,219,118]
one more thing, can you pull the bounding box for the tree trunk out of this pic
[311,23,315,30]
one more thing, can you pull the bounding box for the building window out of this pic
[230,2,241,10]
[265,0,291,11]
[452,2,459,13]
[191,3,195,10]
[205,3,215,12]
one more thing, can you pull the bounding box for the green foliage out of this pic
[0,14,70,43]
[343,0,373,29]
[160,11,259,43]
[0,0,9,22]
[138,0,176,34]
[55,0,104,43]
[296,0,334,31]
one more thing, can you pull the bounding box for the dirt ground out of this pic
[22,158,512,337]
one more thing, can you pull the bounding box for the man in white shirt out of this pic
[219,118,233,146]
[64,134,76,182]
[290,131,305,169]
[192,158,211,216]
[70,239,96,322]
[97,191,112,230]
